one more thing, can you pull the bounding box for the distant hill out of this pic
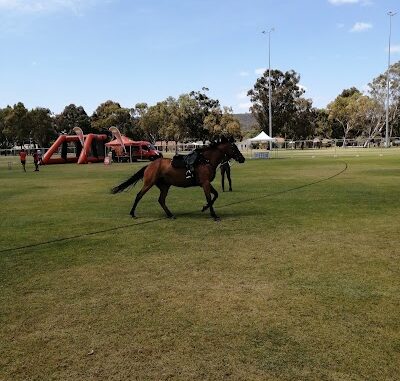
[233,113,258,132]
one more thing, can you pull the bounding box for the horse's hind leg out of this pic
[202,182,220,221]
[202,184,218,212]
[130,180,156,217]
[129,162,160,217]
[157,183,175,219]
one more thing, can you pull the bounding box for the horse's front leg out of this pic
[202,182,220,221]
[201,184,218,212]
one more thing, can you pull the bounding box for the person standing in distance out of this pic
[37,149,43,165]
[32,150,39,171]
[220,161,232,192]
[19,149,27,172]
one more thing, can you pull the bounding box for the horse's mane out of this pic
[196,137,233,153]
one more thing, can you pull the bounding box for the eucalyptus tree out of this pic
[352,96,384,146]
[203,107,242,140]
[203,110,222,138]
[327,88,363,146]
[289,98,316,140]
[29,107,56,147]
[3,102,31,146]
[138,96,189,149]
[313,108,333,139]
[91,100,133,135]
[130,103,147,140]
[368,61,400,139]
[54,104,91,134]
[184,89,221,141]
[139,89,228,146]
[139,99,173,144]
[163,96,188,150]
[0,106,12,147]
[248,69,308,137]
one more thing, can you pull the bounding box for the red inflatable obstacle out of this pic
[42,133,107,164]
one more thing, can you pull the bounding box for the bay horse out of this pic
[111,140,245,220]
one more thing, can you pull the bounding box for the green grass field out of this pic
[1,154,399,380]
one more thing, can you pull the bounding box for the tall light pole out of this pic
[263,28,274,150]
[386,11,397,148]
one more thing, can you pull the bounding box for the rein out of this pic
[217,144,241,164]
[202,142,241,169]
[218,154,231,168]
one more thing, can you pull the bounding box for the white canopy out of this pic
[250,131,275,142]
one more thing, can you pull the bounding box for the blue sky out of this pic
[0,0,399,115]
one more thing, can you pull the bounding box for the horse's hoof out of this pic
[168,215,176,219]
[201,206,207,212]
[213,217,221,222]
[130,214,136,218]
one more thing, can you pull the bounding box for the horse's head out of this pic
[218,139,245,163]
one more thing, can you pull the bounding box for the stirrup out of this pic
[186,170,192,179]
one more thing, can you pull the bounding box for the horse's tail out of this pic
[111,166,147,194]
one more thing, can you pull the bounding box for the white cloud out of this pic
[350,22,372,32]
[298,84,307,92]
[238,102,252,111]
[328,0,372,5]
[329,0,359,4]
[255,67,266,75]
[388,44,400,54]
[239,71,249,77]
[0,0,106,13]
[361,83,370,94]
[236,91,248,100]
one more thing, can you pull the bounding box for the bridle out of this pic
[226,142,243,162]
[216,142,243,168]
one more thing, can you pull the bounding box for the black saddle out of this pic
[172,150,204,169]
[171,154,187,169]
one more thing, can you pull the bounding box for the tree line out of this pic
[1,61,399,149]
[0,89,241,149]
[248,61,400,145]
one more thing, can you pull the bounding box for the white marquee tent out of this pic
[250,131,276,143]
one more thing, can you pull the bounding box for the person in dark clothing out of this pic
[33,151,39,171]
[220,161,232,191]
[184,150,200,178]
